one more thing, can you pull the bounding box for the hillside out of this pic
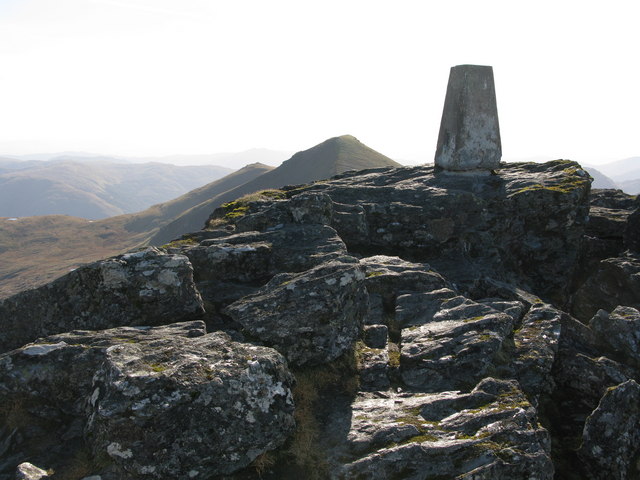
[0,136,399,297]
[148,135,401,245]
[583,166,618,189]
[0,163,273,298]
[0,161,233,219]
[0,215,146,298]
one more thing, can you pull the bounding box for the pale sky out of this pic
[0,0,638,165]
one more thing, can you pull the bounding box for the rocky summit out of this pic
[1,159,639,480]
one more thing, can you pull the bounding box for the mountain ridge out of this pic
[0,136,400,297]
[148,135,401,245]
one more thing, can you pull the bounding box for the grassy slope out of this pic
[0,163,273,298]
[149,135,401,245]
[0,215,145,298]
[1,136,399,297]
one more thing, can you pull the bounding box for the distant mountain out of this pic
[4,149,292,169]
[619,179,640,195]
[134,149,292,168]
[583,167,619,190]
[0,161,233,219]
[0,135,399,297]
[121,163,275,234]
[148,135,402,245]
[591,157,640,181]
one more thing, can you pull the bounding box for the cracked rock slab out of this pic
[224,259,368,367]
[400,297,513,392]
[331,378,552,479]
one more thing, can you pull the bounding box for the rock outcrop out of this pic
[0,322,294,479]
[0,247,204,352]
[2,159,640,479]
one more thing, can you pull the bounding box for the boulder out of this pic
[233,192,334,233]
[589,306,640,366]
[182,224,347,309]
[362,325,388,349]
[224,259,368,367]
[0,248,204,353]
[571,253,640,321]
[360,256,450,310]
[356,344,390,391]
[0,322,295,479]
[578,380,640,479]
[14,463,49,480]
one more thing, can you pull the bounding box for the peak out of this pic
[237,162,272,170]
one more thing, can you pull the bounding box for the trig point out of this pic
[434,65,501,171]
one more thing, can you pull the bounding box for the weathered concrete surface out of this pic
[435,65,501,171]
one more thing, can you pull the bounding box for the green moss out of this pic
[397,433,439,444]
[148,363,168,373]
[464,315,487,323]
[225,205,249,219]
[366,270,384,278]
[388,348,401,368]
[161,236,199,249]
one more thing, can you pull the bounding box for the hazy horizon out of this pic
[1,1,638,167]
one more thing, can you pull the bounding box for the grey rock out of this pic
[361,256,450,309]
[0,322,295,479]
[298,160,590,305]
[625,208,640,252]
[589,306,640,366]
[362,325,388,349]
[395,288,458,329]
[233,192,334,233]
[571,253,640,321]
[478,298,526,324]
[333,378,552,479]
[14,463,49,480]
[578,380,640,480]
[87,332,294,478]
[400,296,513,391]
[224,259,368,367]
[510,304,562,400]
[590,188,638,209]
[363,293,385,325]
[435,65,501,171]
[182,224,347,310]
[356,343,390,391]
[0,248,204,353]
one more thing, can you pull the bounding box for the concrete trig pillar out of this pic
[434,65,501,171]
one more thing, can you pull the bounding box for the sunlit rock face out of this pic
[435,64,502,172]
[0,247,205,353]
